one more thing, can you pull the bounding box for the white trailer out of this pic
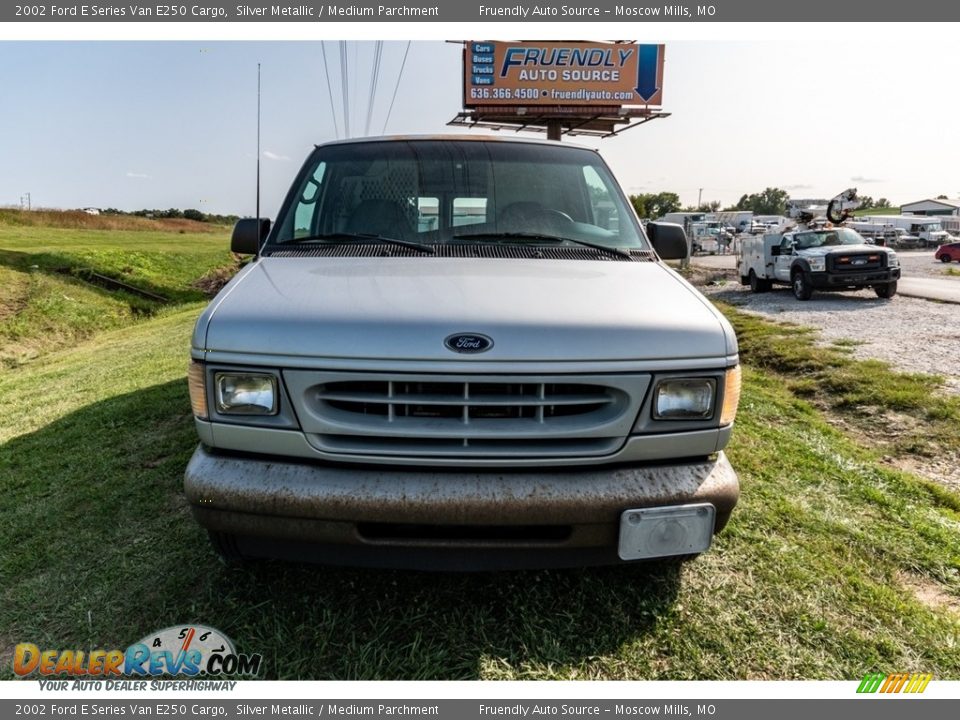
[713,211,754,233]
[938,217,960,236]
[846,220,897,245]
[659,212,707,227]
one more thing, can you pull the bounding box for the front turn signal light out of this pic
[188,360,208,420]
[719,365,741,426]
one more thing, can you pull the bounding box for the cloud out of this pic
[263,151,290,161]
[851,176,883,184]
[783,184,814,190]
[125,171,151,179]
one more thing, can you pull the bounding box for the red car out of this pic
[935,242,960,262]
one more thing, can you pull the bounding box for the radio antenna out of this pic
[256,62,261,223]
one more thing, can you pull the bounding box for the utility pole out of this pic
[697,188,703,209]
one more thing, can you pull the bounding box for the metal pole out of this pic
[698,188,702,209]
[256,63,261,222]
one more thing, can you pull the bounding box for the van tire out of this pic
[208,531,245,564]
[792,270,813,300]
[875,281,897,299]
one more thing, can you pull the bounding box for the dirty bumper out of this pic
[184,445,739,570]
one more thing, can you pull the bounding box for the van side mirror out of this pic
[771,246,781,256]
[231,218,271,254]
[646,221,688,260]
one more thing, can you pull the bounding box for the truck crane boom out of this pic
[787,188,862,230]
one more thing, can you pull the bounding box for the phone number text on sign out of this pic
[470,88,543,101]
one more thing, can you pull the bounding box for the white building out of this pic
[900,198,960,216]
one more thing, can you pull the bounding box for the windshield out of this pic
[794,228,868,249]
[268,139,645,251]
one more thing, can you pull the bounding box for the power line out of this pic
[320,41,340,139]
[340,41,350,138]
[381,41,411,135]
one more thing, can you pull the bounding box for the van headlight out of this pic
[653,378,716,420]
[887,253,900,267]
[215,372,278,415]
[807,257,826,272]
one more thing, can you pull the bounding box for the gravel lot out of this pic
[894,248,960,278]
[699,274,960,396]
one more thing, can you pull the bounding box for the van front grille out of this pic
[281,371,651,459]
[319,380,614,422]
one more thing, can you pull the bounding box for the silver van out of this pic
[185,135,741,570]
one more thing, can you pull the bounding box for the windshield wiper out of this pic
[452,232,633,260]
[278,232,436,254]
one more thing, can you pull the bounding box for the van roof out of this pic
[314,134,596,152]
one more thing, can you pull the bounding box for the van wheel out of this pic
[792,270,813,300]
[875,281,897,299]
[208,531,245,564]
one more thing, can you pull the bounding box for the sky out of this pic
[2,38,959,217]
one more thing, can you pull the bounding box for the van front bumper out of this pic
[184,445,739,570]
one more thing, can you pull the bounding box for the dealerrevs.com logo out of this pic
[14,624,262,679]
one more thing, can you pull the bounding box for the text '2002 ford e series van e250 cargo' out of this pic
[184,135,742,570]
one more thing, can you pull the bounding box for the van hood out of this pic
[196,257,734,363]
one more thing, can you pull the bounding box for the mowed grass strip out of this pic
[718,301,960,463]
[1,306,959,679]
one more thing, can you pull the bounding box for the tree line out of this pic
[628,188,894,220]
[100,207,240,225]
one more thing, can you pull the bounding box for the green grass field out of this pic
[1,217,958,680]
[0,214,233,368]
[852,208,901,217]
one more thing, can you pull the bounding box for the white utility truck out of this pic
[738,188,901,300]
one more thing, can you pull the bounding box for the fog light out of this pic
[654,378,716,419]
[618,504,716,560]
[215,373,278,415]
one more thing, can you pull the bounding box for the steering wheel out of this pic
[542,209,574,225]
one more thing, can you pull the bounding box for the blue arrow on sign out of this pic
[635,44,660,102]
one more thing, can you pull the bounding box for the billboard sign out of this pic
[464,41,665,107]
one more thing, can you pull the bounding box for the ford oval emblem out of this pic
[444,333,494,354]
